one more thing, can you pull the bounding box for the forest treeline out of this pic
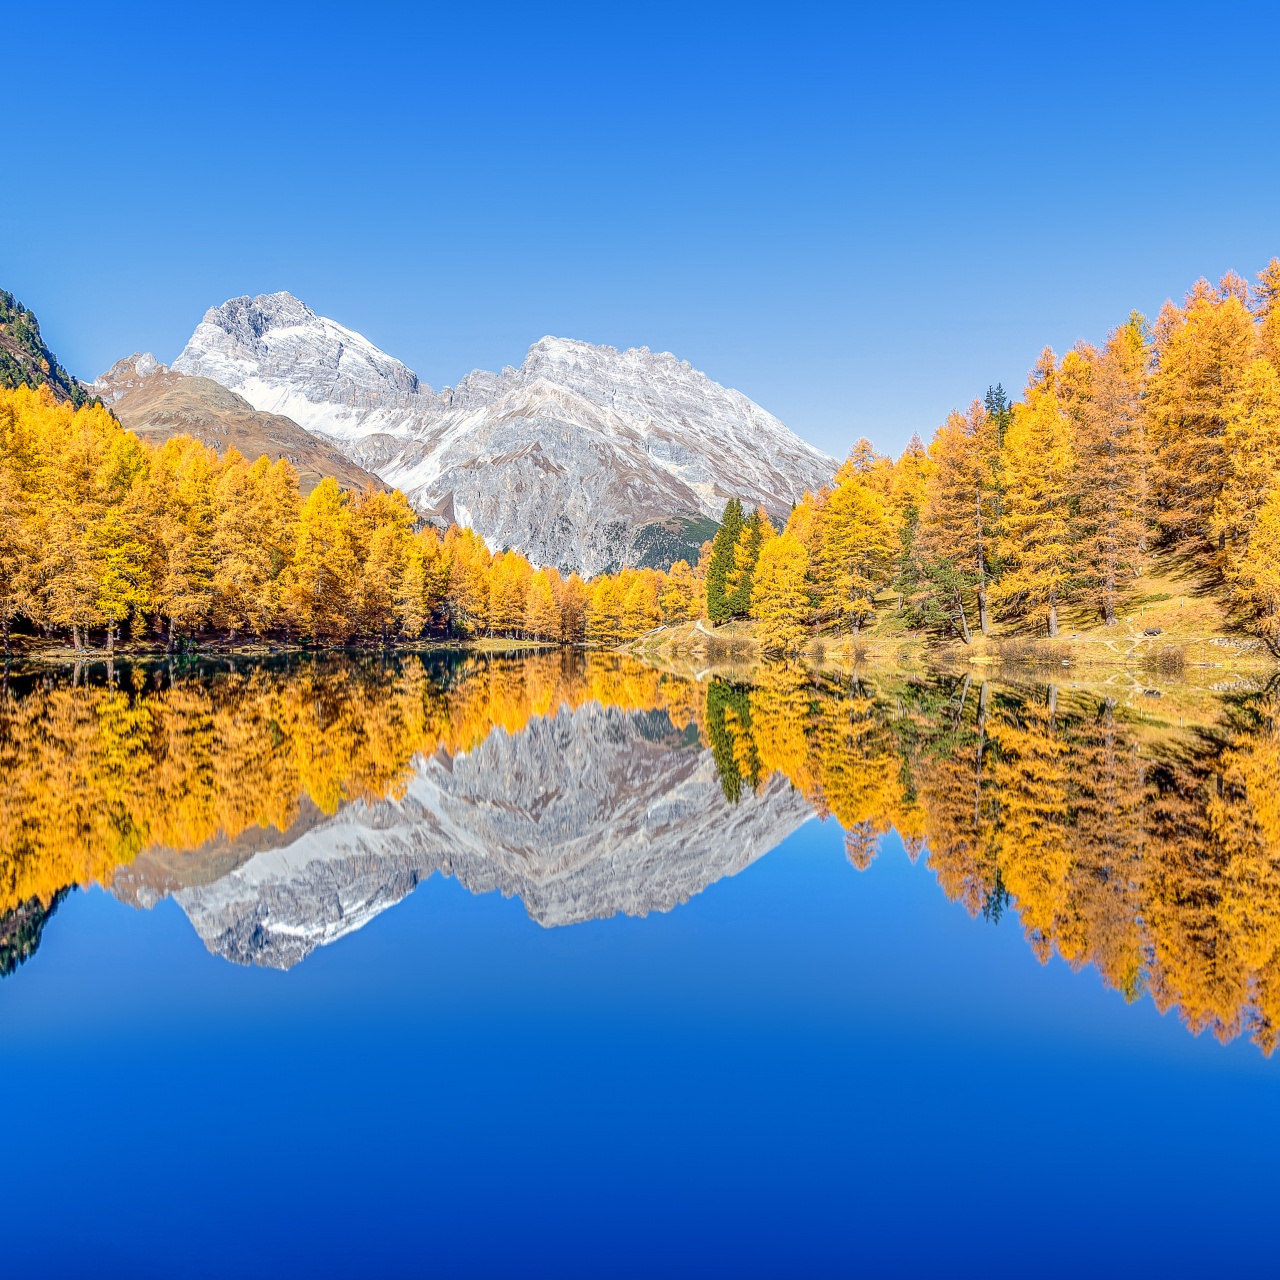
[1,654,1276,1053]
[3,259,1278,659]
[0,385,703,655]
[715,260,1280,655]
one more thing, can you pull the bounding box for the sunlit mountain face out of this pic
[1,653,1277,1052]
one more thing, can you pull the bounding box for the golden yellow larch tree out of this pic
[0,463,31,658]
[992,360,1075,636]
[1148,274,1260,552]
[819,462,896,634]
[212,453,271,639]
[749,529,810,656]
[1227,487,1280,655]
[350,486,417,642]
[557,571,589,642]
[93,504,152,655]
[524,567,559,639]
[1072,315,1151,625]
[287,477,359,642]
[621,569,662,637]
[488,549,532,636]
[659,558,698,623]
[911,401,999,640]
[150,436,219,646]
[443,526,491,636]
[1212,357,1280,561]
[1254,257,1280,368]
[846,437,895,500]
[587,573,622,644]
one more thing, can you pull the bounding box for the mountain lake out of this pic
[0,651,1275,1276]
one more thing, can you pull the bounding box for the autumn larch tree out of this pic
[818,461,895,634]
[1072,315,1152,625]
[993,356,1075,636]
[913,401,1000,640]
[1148,274,1260,556]
[750,529,810,656]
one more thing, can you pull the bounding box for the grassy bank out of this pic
[626,557,1278,687]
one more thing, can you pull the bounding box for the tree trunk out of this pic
[957,597,972,644]
[1,614,9,660]
[955,672,972,727]
[978,587,990,637]
[1047,595,1059,638]
[73,623,82,654]
[167,616,176,654]
[107,624,115,657]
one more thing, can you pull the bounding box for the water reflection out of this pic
[1,653,1277,1051]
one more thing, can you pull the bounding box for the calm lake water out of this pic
[1,652,1276,1277]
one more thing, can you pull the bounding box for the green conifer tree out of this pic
[725,506,766,619]
[705,497,744,624]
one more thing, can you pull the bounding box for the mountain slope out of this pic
[173,292,835,573]
[0,289,89,407]
[94,353,386,495]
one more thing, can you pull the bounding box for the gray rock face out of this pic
[163,703,813,969]
[173,292,835,573]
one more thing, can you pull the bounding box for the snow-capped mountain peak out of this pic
[175,292,432,440]
[171,292,836,573]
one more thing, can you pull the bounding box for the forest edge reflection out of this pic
[1,651,1277,1054]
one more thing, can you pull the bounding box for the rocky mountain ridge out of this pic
[173,292,835,573]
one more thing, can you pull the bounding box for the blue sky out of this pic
[4,0,1278,457]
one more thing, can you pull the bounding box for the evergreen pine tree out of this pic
[705,497,744,623]
[725,507,768,619]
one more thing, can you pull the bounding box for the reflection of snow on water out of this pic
[167,703,813,970]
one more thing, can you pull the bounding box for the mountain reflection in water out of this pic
[1,652,1277,1052]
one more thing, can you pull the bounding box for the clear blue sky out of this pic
[5,0,1278,457]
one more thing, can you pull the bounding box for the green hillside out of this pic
[0,289,88,407]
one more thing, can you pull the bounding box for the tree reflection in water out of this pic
[1,652,1277,1052]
